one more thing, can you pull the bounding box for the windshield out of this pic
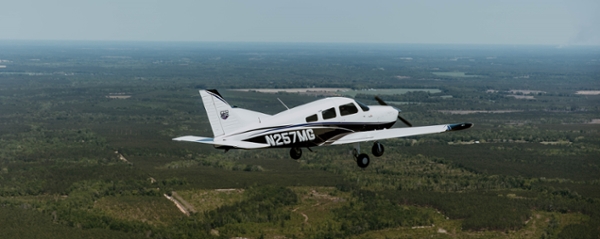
[355,100,370,111]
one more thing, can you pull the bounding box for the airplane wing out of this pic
[329,123,473,145]
[172,136,270,149]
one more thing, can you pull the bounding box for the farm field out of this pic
[432,71,481,77]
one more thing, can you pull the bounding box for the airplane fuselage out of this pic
[211,97,398,149]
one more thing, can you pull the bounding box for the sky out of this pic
[1,0,599,45]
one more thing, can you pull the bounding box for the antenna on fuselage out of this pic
[277,98,290,110]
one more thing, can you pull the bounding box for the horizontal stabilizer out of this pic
[172,135,214,143]
[172,135,269,149]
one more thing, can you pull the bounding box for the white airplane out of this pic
[173,89,473,168]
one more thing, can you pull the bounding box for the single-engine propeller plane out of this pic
[173,89,473,168]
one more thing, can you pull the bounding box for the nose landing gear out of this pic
[372,141,384,157]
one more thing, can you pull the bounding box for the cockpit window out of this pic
[322,107,337,120]
[339,103,358,116]
[355,100,370,111]
[306,114,318,122]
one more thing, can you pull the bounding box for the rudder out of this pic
[199,89,241,137]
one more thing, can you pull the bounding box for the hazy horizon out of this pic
[1,0,599,46]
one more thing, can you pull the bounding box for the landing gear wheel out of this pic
[356,153,370,168]
[290,147,302,160]
[371,141,384,157]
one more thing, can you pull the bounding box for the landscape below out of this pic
[0,42,599,238]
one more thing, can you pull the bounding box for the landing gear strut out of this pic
[353,143,370,168]
[290,147,302,160]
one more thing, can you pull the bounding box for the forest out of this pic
[0,41,599,238]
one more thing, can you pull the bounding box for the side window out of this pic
[339,103,358,116]
[305,114,318,122]
[321,107,337,120]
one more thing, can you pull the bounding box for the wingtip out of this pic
[447,122,474,131]
[172,136,186,141]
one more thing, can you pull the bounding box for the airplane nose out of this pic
[380,107,400,122]
[376,107,397,122]
[374,96,412,127]
[391,107,412,127]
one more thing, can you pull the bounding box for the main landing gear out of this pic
[290,147,302,160]
[353,141,385,168]
[288,141,386,169]
[356,153,370,168]
[289,147,313,160]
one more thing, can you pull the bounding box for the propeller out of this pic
[374,96,413,127]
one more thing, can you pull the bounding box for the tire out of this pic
[371,142,384,157]
[356,153,370,168]
[290,147,302,160]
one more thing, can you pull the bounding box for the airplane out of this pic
[173,89,473,168]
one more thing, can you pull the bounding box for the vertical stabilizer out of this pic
[199,90,241,137]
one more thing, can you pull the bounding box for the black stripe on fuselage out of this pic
[243,121,395,148]
[231,121,396,138]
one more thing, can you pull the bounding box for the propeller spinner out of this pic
[374,96,413,127]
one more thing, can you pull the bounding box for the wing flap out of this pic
[172,135,269,149]
[330,123,471,145]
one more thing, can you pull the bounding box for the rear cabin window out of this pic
[339,103,359,116]
[305,114,318,122]
[322,107,337,120]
